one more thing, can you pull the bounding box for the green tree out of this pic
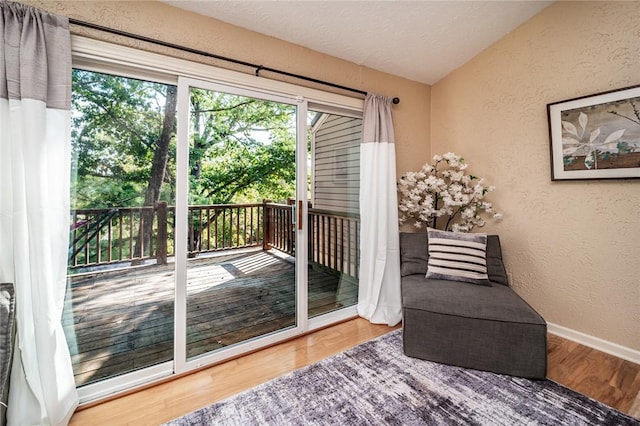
[72,71,297,209]
[71,69,176,208]
[188,88,296,204]
[71,70,297,261]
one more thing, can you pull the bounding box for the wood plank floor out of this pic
[547,333,640,416]
[64,248,358,386]
[68,318,640,425]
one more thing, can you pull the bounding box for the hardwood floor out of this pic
[69,318,640,425]
[547,333,640,416]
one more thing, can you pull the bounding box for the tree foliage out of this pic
[71,70,297,209]
[188,88,296,205]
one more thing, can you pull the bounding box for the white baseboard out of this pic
[547,322,640,365]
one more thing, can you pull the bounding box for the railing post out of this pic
[156,201,168,265]
[262,199,272,251]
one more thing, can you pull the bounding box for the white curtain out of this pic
[0,2,78,425]
[357,93,402,326]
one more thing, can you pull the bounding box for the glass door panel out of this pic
[182,84,300,360]
[66,69,177,386]
[307,110,362,318]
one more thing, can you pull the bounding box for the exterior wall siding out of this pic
[312,114,362,214]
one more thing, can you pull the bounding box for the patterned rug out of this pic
[165,330,639,425]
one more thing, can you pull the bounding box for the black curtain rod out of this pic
[69,18,400,105]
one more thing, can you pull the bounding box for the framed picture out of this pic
[547,85,640,180]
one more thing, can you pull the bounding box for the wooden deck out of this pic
[63,248,358,386]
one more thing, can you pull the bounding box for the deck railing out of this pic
[187,202,265,256]
[263,200,295,256]
[69,202,266,270]
[69,206,164,269]
[69,201,359,278]
[308,208,360,279]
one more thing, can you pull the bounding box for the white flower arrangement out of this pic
[398,152,502,232]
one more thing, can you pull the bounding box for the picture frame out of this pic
[547,85,640,180]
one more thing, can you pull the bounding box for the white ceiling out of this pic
[162,1,552,85]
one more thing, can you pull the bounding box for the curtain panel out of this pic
[357,93,402,326]
[0,2,78,425]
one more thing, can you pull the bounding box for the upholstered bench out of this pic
[400,232,547,379]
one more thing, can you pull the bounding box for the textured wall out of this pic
[431,1,640,351]
[22,0,431,178]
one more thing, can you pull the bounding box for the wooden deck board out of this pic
[64,248,358,386]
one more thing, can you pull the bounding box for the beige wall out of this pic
[22,0,431,178]
[432,1,640,351]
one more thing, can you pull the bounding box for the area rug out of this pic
[165,330,639,425]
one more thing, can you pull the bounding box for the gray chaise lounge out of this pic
[400,232,547,379]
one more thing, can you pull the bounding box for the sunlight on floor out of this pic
[232,251,285,274]
[187,265,235,293]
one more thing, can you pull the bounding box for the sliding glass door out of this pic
[175,78,308,370]
[66,41,363,401]
[306,108,362,322]
[66,69,177,387]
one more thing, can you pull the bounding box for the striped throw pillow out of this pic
[426,228,491,286]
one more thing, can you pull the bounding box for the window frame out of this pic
[72,36,364,113]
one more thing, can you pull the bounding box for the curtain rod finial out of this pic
[392,97,400,105]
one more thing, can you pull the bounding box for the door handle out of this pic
[298,200,303,230]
